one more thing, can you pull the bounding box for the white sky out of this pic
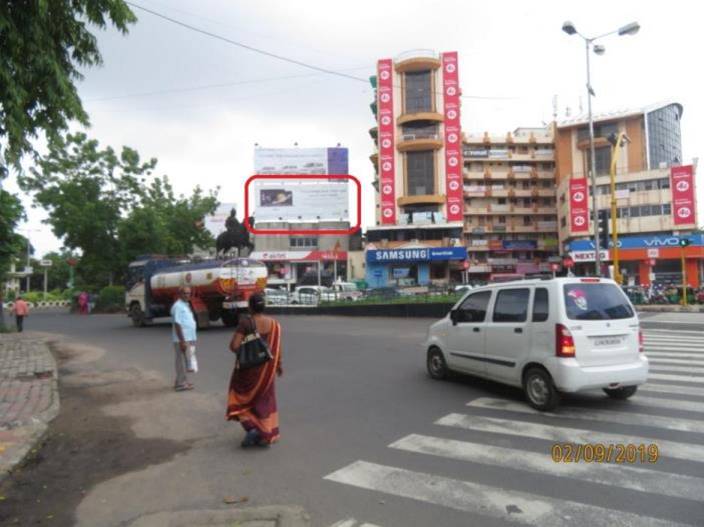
[7,0,703,256]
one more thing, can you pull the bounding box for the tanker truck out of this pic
[124,256,267,328]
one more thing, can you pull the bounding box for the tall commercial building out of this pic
[556,101,702,286]
[366,51,467,287]
[462,127,560,279]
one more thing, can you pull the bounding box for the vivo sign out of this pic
[569,234,704,251]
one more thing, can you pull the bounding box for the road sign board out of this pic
[562,257,574,268]
[40,259,53,267]
[462,260,469,270]
[550,263,559,272]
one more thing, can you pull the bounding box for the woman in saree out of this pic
[227,293,283,447]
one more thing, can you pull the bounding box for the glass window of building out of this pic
[647,104,683,169]
[587,146,611,175]
[401,120,439,140]
[406,151,435,195]
[404,71,432,113]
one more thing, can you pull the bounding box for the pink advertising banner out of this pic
[569,177,589,232]
[670,165,695,225]
[442,51,463,223]
[377,59,396,225]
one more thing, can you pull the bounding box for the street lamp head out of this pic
[593,44,606,55]
[618,22,640,36]
[562,21,577,35]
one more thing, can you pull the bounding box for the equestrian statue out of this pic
[215,209,254,258]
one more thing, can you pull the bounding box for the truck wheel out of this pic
[603,386,638,399]
[523,367,560,411]
[129,304,146,327]
[221,310,239,327]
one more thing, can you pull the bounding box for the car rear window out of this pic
[563,283,634,320]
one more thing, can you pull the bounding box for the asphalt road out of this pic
[16,311,704,527]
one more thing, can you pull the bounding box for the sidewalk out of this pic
[0,332,60,482]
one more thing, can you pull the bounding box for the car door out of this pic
[445,290,492,375]
[485,287,531,382]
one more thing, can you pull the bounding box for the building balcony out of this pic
[397,195,445,207]
[533,189,556,197]
[394,50,441,72]
[397,111,444,126]
[488,257,518,266]
[397,134,444,152]
[534,206,557,215]
[467,264,492,273]
[488,204,510,213]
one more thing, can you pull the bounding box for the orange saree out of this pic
[226,319,282,444]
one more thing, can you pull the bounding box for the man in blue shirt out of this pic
[171,286,197,391]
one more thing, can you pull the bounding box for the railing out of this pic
[401,133,440,141]
[395,49,439,62]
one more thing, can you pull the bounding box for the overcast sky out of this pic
[8,0,703,257]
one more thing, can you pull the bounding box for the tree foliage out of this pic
[19,132,219,287]
[0,0,136,167]
[0,189,25,282]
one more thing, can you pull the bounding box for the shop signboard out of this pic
[392,268,410,278]
[366,247,466,263]
[377,59,396,224]
[254,147,348,175]
[442,51,463,222]
[569,234,704,251]
[569,178,589,232]
[670,165,696,225]
[502,240,538,250]
[569,250,610,263]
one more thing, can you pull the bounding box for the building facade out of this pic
[366,50,467,288]
[250,146,356,288]
[556,101,702,286]
[462,126,560,280]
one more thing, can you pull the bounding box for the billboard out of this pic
[670,165,696,225]
[442,51,463,222]
[204,202,237,237]
[254,147,349,175]
[253,179,349,221]
[569,178,589,232]
[377,58,396,225]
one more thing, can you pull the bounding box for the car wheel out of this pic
[523,367,560,411]
[603,386,638,399]
[427,347,449,380]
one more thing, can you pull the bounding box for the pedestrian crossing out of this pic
[324,329,704,526]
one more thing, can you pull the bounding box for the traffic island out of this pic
[0,333,60,483]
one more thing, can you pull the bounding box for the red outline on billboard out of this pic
[244,174,361,235]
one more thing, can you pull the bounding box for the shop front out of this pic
[365,246,467,288]
[249,250,348,289]
[568,234,704,287]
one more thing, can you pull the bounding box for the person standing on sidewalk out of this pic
[171,286,197,391]
[11,296,30,332]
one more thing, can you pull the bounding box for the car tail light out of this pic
[556,324,576,357]
[639,329,644,353]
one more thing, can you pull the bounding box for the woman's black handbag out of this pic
[237,316,273,369]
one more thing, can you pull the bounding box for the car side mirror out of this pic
[450,310,459,325]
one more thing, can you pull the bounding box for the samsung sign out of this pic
[569,234,704,251]
[366,247,467,263]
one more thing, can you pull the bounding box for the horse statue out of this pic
[215,209,255,258]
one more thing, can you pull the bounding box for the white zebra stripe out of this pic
[466,397,704,433]
[330,520,382,527]
[324,461,687,527]
[649,357,704,365]
[640,383,704,397]
[643,329,704,335]
[632,395,704,413]
[649,373,704,384]
[436,413,704,461]
[390,434,704,501]
[646,352,704,360]
[649,364,704,374]
[644,346,704,353]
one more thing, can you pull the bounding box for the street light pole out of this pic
[562,20,640,277]
[585,39,600,276]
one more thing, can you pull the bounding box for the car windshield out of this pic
[563,283,635,320]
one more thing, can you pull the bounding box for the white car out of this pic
[291,286,328,305]
[424,277,648,411]
[264,288,289,305]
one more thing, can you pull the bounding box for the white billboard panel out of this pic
[254,148,328,175]
[253,180,349,221]
[204,202,237,237]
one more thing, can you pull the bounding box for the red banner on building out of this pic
[569,178,589,232]
[671,165,696,225]
[377,59,396,225]
[441,51,463,223]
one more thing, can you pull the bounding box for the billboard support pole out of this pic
[317,261,322,287]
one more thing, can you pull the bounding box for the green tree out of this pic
[0,189,25,280]
[118,176,218,263]
[0,0,136,167]
[18,132,157,286]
